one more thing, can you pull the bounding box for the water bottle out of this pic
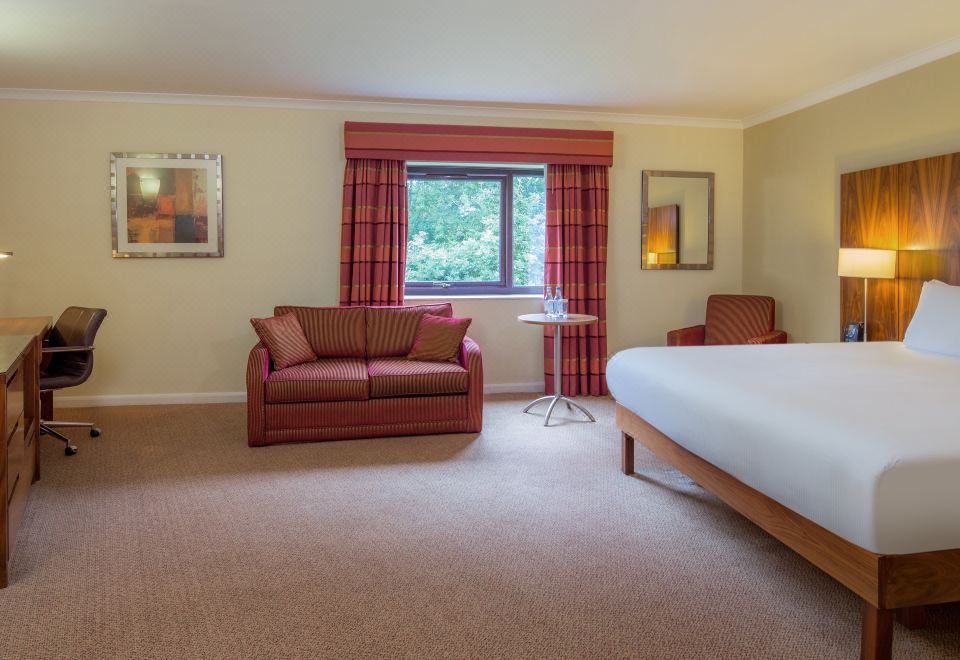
[544,286,555,317]
[555,286,567,319]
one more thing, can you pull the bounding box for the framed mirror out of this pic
[641,170,714,270]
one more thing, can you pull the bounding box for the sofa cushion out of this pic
[367,357,468,398]
[365,303,453,358]
[408,315,472,362]
[250,313,317,369]
[273,306,366,358]
[266,358,369,403]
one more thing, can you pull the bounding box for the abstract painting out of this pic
[111,153,223,257]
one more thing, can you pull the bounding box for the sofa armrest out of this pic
[246,343,270,446]
[747,330,788,345]
[460,336,483,432]
[667,324,706,346]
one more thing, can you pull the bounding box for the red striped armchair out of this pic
[667,294,787,346]
[247,303,483,446]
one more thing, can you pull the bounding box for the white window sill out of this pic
[406,294,542,301]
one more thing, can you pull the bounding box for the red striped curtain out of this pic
[339,159,408,306]
[544,165,609,396]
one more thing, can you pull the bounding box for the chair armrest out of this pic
[747,330,788,345]
[667,325,706,346]
[246,343,270,446]
[248,342,271,382]
[460,336,483,432]
[43,345,95,354]
[459,336,481,370]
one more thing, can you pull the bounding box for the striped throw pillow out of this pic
[250,313,317,370]
[407,315,471,363]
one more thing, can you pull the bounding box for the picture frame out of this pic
[110,152,223,258]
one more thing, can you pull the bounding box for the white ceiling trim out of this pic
[0,88,743,129]
[3,33,960,132]
[743,34,960,128]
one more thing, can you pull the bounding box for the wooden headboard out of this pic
[840,151,960,340]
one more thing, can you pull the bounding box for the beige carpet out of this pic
[0,395,957,659]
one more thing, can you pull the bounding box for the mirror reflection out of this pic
[641,171,714,270]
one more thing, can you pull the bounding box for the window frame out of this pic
[405,164,546,296]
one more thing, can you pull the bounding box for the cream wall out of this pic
[743,53,960,342]
[0,99,742,400]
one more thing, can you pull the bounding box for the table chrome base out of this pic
[523,395,596,427]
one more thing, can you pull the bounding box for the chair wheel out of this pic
[90,427,101,438]
[65,446,78,456]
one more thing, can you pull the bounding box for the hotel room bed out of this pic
[607,341,960,555]
[606,339,960,660]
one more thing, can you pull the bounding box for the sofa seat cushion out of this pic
[367,357,468,398]
[266,358,369,403]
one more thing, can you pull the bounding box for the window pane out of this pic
[406,178,502,283]
[512,175,546,287]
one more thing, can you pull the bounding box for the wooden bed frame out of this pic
[617,404,960,660]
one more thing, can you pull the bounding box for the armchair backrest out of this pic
[45,306,107,387]
[704,295,775,345]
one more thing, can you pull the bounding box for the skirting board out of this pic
[55,382,545,408]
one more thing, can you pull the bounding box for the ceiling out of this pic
[3,0,960,123]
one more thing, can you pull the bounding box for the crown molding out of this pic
[0,87,743,129]
[6,33,960,133]
[743,35,960,128]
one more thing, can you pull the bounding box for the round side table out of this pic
[518,313,598,426]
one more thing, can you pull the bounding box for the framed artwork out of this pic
[110,152,223,258]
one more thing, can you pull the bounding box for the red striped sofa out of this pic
[246,303,483,446]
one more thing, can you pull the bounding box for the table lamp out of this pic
[837,248,896,341]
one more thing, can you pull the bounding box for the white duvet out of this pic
[606,341,960,555]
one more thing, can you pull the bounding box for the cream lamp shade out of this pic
[837,248,896,279]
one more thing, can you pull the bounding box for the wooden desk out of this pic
[0,316,51,587]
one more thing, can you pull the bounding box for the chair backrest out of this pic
[45,307,108,387]
[704,295,775,345]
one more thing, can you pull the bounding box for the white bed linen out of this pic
[606,341,960,555]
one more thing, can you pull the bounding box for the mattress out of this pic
[606,341,960,555]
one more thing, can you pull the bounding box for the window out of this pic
[405,164,546,295]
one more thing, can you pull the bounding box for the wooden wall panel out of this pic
[896,155,960,338]
[647,204,680,265]
[841,151,960,341]
[839,166,899,341]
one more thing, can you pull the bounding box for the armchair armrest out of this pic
[246,342,270,446]
[667,324,706,346]
[747,330,788,345]
[460,336,483,432]
[43,345,95,354]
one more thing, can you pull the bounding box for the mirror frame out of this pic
[641,170,715,270]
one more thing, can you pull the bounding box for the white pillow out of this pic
[903,280,960,357]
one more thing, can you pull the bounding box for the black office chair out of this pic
[40,307,107,456]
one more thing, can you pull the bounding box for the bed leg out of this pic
[621,432,634,475]
[861,601,893,660]
[896,606,925,630]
